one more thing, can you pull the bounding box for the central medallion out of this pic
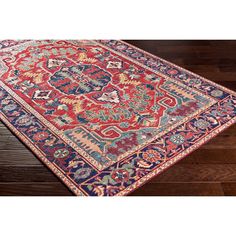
[49,64,112,95]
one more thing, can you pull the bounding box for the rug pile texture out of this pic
[0,40,235,196]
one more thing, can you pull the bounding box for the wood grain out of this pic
[130,183,224,196]
[0,183,73,196]
[0,40,236,196]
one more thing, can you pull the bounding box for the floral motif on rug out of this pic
[0,40,235,196]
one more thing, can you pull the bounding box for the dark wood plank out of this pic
[218,81,236,91]
[0,126,15,135]
[222,183,236,196]
[0,150,42,166]
[0,182,73,196]
[130,182,224,196]
[196,134,236,150]
[0,166,59,182]
[180,149,236,164]
[191,72,236,82]
[0,135,27,149]
[218,58,236,72]
[178,64,220,73]
[209,40,236,46]
[126,40,211,47]
[150,164,236,183]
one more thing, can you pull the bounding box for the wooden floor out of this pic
[0,40,236,196]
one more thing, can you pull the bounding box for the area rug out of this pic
[0,40,235,196]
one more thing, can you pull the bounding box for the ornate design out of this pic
[49,64,112,95]
[96,90,120,104]
[33,90,52,100]
[169,134,185,145]
[107,61,122,69]
[54,149,70,159]
[0,40,236,196]
[142,149,162,163]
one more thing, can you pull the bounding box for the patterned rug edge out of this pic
[1,109,236,196]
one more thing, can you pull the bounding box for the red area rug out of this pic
[0,40,235,196]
